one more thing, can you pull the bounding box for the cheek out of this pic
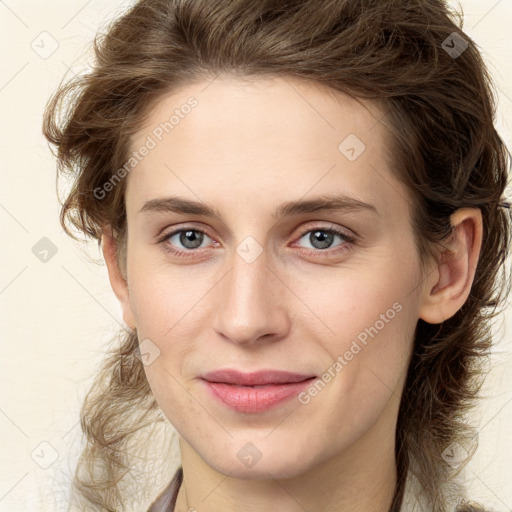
[295,279,416,453]
[296,260,417,353]
[127,253,203,339]
[125,258,215,407]
[127,264,204,426]
[295,255,419,405]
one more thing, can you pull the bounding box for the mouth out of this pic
[200,369,317,413]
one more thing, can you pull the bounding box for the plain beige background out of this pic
[0,0,511,510]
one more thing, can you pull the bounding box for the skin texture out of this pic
[101,75,483,512]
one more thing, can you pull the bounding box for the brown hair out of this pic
[42,0,511,510]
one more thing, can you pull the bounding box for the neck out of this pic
[174,407,399,512]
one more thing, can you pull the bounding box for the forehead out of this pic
[132,74,388,155]
[126,75,406,222]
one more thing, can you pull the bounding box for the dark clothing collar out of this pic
[147,467,183,512]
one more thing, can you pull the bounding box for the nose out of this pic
[212,249,291,347]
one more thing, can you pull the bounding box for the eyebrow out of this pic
[137,194,379,219]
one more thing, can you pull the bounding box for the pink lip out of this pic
[201,369,316,413]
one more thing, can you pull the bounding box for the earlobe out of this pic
[418,208,483,325]
[101,227,137,330]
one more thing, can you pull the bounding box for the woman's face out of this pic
[120,75,426,479]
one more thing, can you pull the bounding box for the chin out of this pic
[202,445,316,481]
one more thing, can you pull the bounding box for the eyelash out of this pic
[156,224,356,259]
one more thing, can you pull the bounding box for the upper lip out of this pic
[201,369,316,386]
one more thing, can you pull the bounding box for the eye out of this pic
[157,224,355,258]
[294,226,355,254]
[158,228,214,257]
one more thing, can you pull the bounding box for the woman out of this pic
[42,0,511,511]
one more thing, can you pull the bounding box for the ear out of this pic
[101,227,137,330]
[418,208,483,324]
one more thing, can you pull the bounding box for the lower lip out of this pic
[202,378,316,413]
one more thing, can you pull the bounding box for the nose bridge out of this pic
[214,244,289,345]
